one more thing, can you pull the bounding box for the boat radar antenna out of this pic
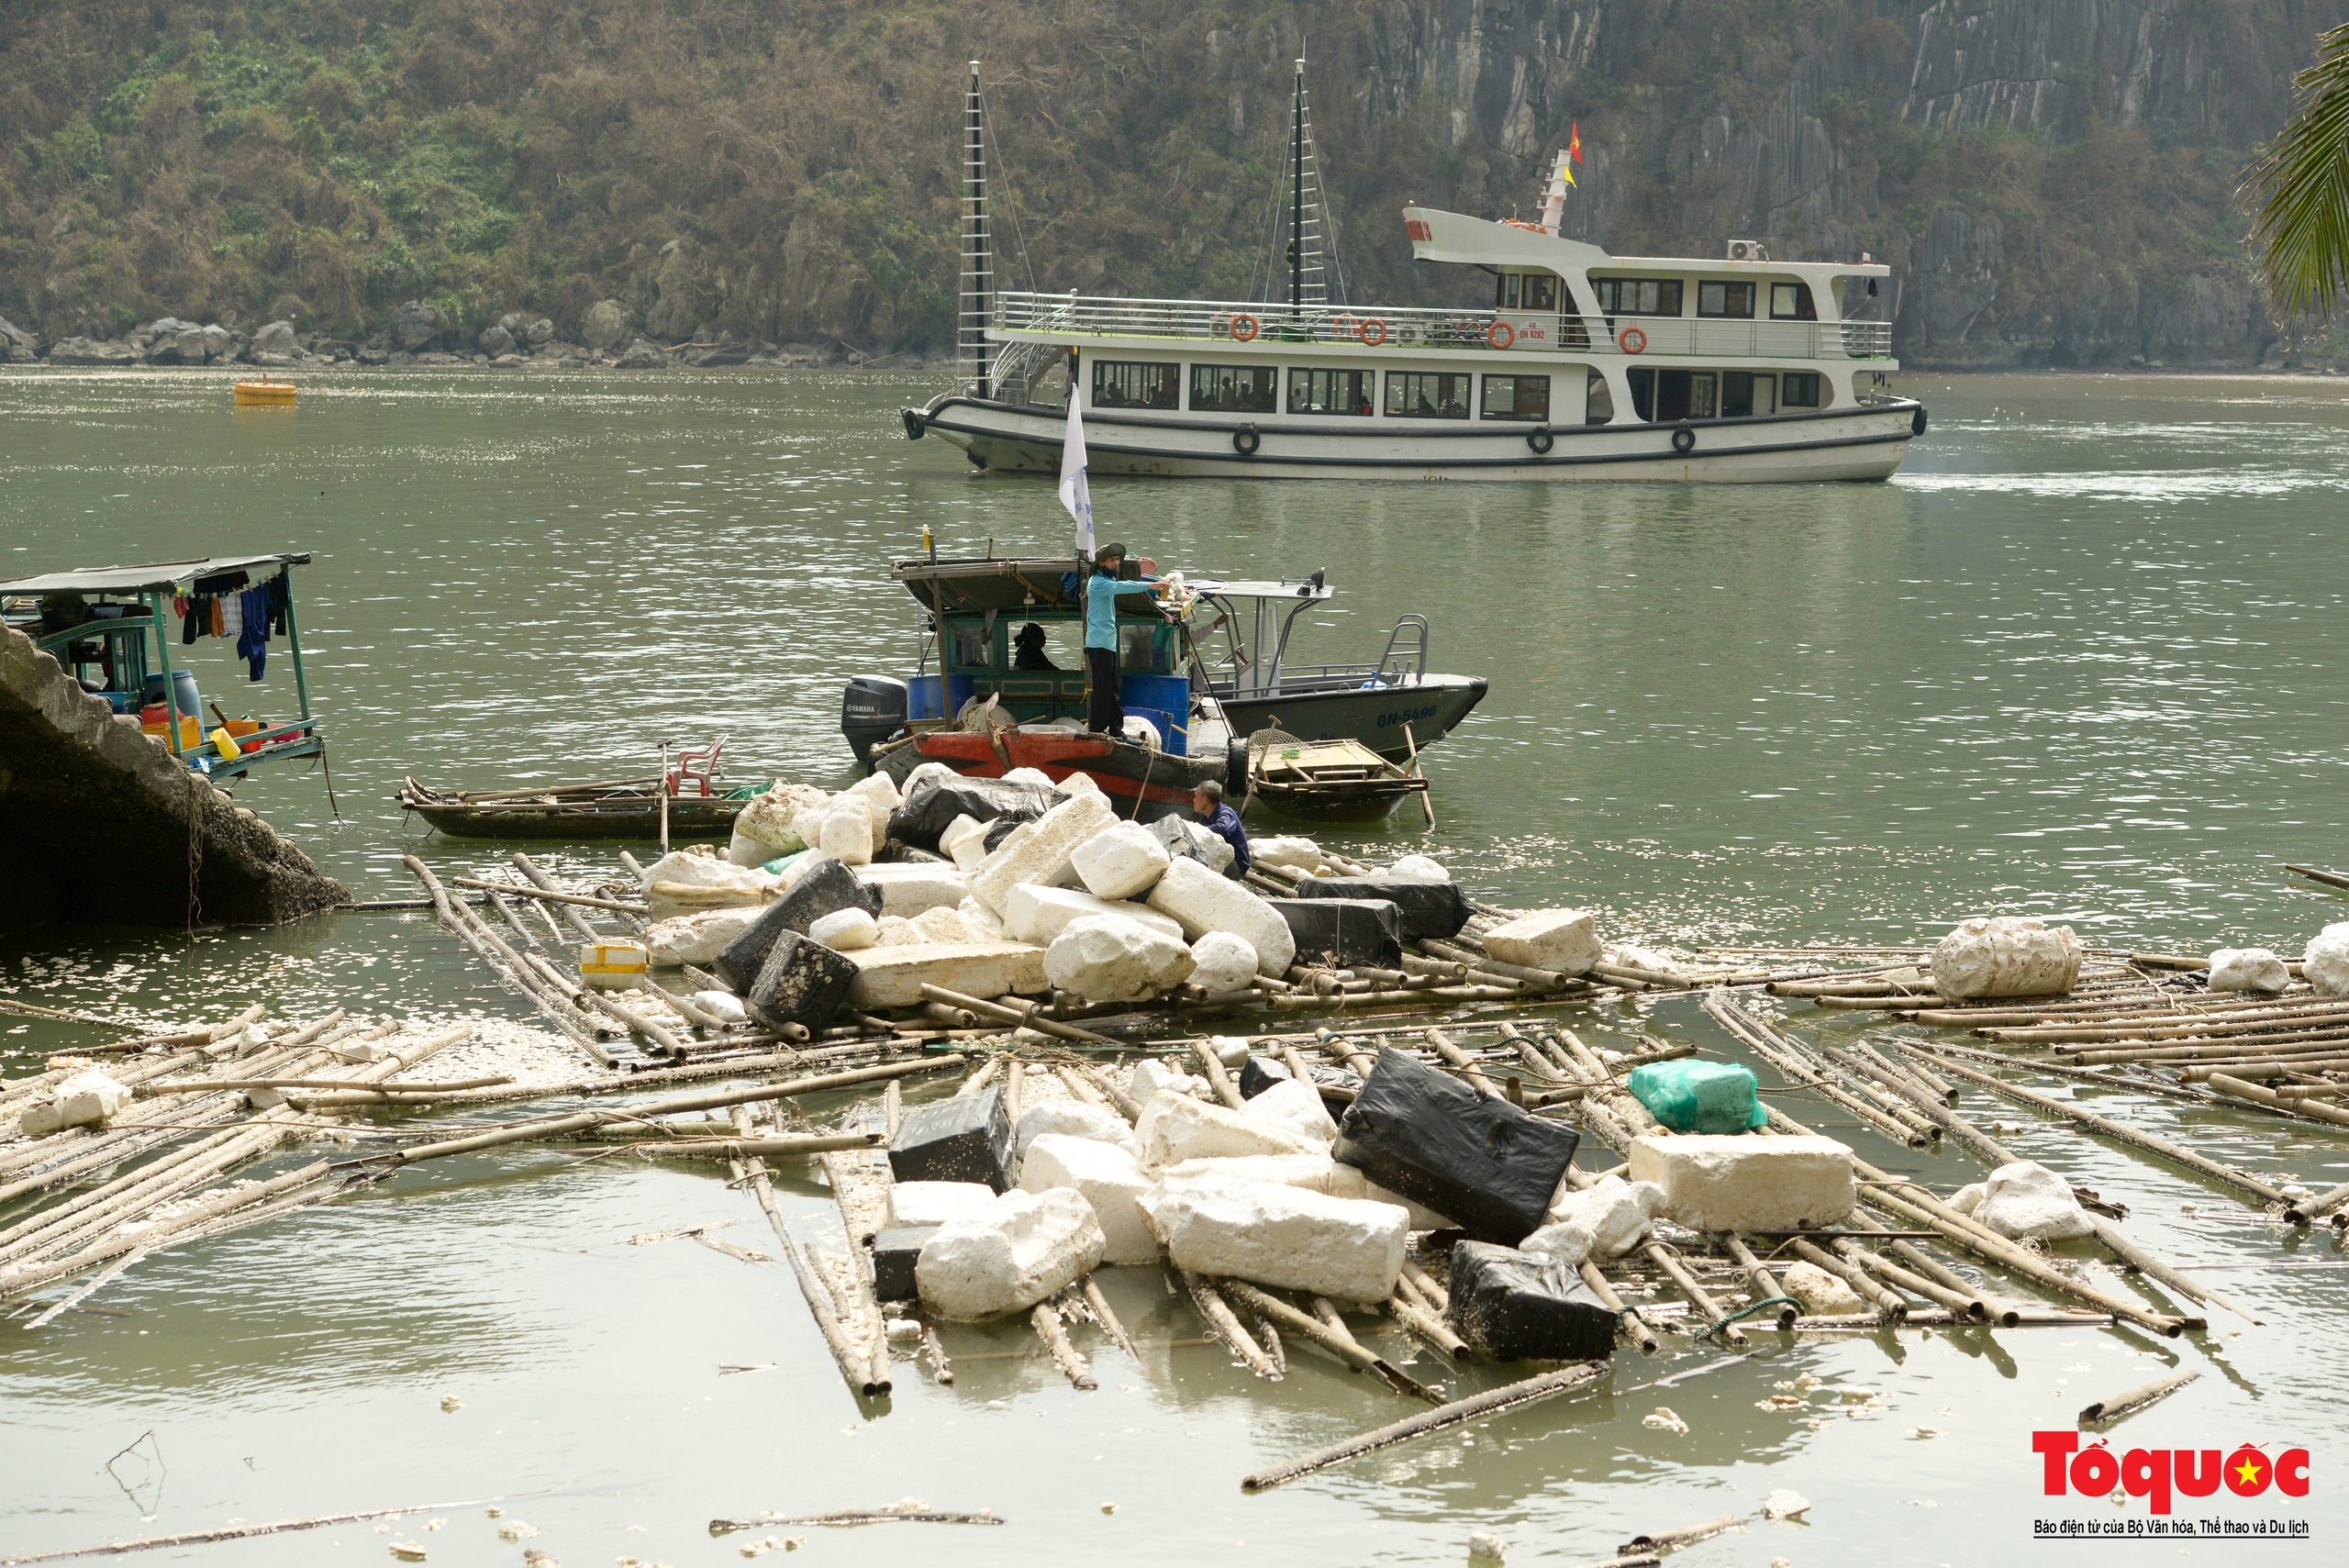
[1539,148,1573,236]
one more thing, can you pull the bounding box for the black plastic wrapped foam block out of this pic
[886,778,1063,851]
[1332,1047,1580,1243]
[887,1085,1013,1192]
[1264,896,1403,970]
[1239,1052,1364,1103]
[1292,875,1471,942]
[709,857,882,993]
[1446,1240,1619,1361]
[870,1225,939,1302]
[744,929,861,1033]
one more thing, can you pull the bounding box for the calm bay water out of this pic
[3,367,2345,1565]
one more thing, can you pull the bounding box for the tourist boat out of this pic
[840,554,1486,812]
[232,380,296,406]
[0,551,328,783]
[902,63,1922,483]
[397,777,748,841]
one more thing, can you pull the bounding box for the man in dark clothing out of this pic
[1011,622,1061,672]
[1192,780,1251,875]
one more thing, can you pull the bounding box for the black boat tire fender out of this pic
[1226,740,1252,797]
[1911,404,1929,437]
[1526,426,1554,455]
[1671,422,1696,455]
[901,407,927,439]
[1233,424,1262,457]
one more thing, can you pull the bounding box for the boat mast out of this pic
[960,61,992,398]
[1282,58,1332,322]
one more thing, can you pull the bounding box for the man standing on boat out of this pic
[1082,543,1163,736]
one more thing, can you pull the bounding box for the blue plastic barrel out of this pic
[142,671,201,719]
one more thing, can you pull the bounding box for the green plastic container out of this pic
[1626,1060,1766,1134]
[761,848,813,877]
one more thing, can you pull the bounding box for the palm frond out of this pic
[2245,23,2349,328]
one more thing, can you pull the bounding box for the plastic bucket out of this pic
[142,670,202,719]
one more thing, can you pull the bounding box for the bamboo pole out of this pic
[1217,1280,1441,1402]
[725,1108,882,1397]
[1843,1210,2022,1326]
[1576,1262,1660,1353]
[1031,1301,1097,1389]
[1642,1241,1747,1345]
[1787,1236,1909,1320]
[453,876,643,915]
[405,855,614,1065]
[1241,1362,1609,1491]
[1717,1233,1797,1328]
[2087,1218,2264,1328]
[1082,1275,1142,1367]
[1189,1039,1245,1109]
[2206,1072,2349,1127]
[1181,1271,1278,1378]
[2080,1368,2199,1426]
[0,1160,333,1300]
[919,984,1116,1047]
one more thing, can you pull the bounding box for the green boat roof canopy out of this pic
[0,552,314,596]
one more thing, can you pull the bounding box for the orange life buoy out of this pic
[1330,313,1355,339]
[1358,317,1388,347]
[1230,313,1261,342]
[1487,320,1516,350]
[1620,327,1647,354]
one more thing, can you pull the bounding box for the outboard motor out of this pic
[841,675,908,771]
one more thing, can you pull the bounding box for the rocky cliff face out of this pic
[1337,0,2349,367]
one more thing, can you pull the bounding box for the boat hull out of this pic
[1217,675,1486,761]
[913,395,1921,484]
[879,730,1227,823]
[1246,780,1418,824]
[399,787,743,842]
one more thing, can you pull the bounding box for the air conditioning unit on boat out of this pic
[1726,239,1769,262]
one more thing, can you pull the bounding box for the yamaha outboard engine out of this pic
[841,675,908,771]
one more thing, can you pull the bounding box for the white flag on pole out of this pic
[1058,392,1095,556]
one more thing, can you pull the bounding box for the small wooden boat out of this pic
[1244,736,1430,823]
[398,776,746,841]
[233,380,297,406]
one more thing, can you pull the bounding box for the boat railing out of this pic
[1374,615,1430,684]
[996,291,1894,361]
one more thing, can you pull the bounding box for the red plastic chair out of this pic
[667,734,728,798]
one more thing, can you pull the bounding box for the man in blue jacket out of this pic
[1191,780,1251,875]
[1083,542,1163,737]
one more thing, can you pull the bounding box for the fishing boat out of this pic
[903,62,1922,483]
[397,777,749,841]
[1244,735,1430,824]
[232,380,296,406]
[841,552,1486,808]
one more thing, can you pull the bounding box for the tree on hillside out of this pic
[2245,23,2349,326]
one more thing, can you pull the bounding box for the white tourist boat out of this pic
[904,63,1924,484]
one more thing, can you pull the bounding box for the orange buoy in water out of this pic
[233,379,296,406]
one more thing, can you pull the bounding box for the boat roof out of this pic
[0,552,312,596]
[892,558,1335,614]
[1402,205,1889,286]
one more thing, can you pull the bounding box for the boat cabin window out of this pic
[1493,272,1560,312]
[1092,360,1179,410]
[1720,371,1776,417]
[1696,281,1755,319]
[1585,369,1614,425]
[1190,363,1278,414]
[1008,619,1081,673]
[1119,621,1174,673]
[948,623,992,670]
[1781,371,1822,407]
[1287,368,1375,416]
[1384,372,1470,419]
[1479,374,1550,421]
[1769,282,1817,320]
[1625,369,1719,422]
[1590,277,1683,317]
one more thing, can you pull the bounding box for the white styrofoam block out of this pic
[1134,1093,1320,1170]
[1019,1134,1157,1264]
[1128,1059,1198,1112]
[727,828,771,867]
[1626,1134,1855,1232]
[637,846,759,891]
[950,825,994,872]
[843,771,901,838]
[2307,923,2349,996]
[1154,1153,1368,1199]
[1523,1173,1664,1262]
[1187,931,1258,993]
[916,1187,1107,1319]
[642,906,761,967]
[1249,835,1325,873]
[854,862,970,916]
[1386,854,1450,884]
[955,896,1006,940]
[1239,1076,1338,1147]
[938,813,988,862]
[903,761,960,797]
[889,1181,1001,1229]
[1145,856,1295,977]
[808,906,879,951]
[1950,1160,2093,1242]
[1931,917,2082,999]
[1780,1260,1865,1316]
[1001,883,1185,947]
[691,989,747,1024]
[872,915,921,946]
[969,793,1119,916]
[818,798,875,866]
[2209,947,2289,994]
[1140,1174,1408,1302]
[18,1069,130,1138]
[1043,915,1195,1003]
[1070,820,1173,901]
[1482,909,1601,976]
[908,905,980,944]
[844,940,1048,1008]
[1058,771,1102,798]
[733,781,830,854]
[1163,816,1235,873]
[999,767,1055,789]
[1014,1099,1140,1160]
